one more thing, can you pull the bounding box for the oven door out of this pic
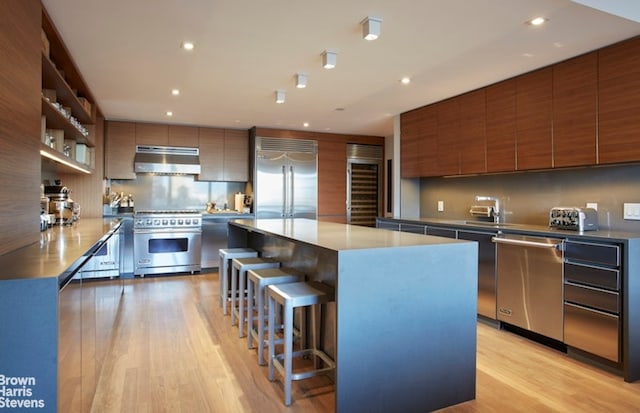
[134,228,202,276]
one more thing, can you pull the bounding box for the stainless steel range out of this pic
[133,210,202,277]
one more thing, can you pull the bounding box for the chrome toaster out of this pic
[549,207,598,231]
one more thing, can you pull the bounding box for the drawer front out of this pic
[564,241,620,266]
[376,220,400,231]
[564,283,619,313]
[426,227,457,238]
[399,223,426,234]
[564,262,620,291]
[564,303,619,362]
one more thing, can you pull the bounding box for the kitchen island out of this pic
[228,218,478,412]
[0,218,122,412]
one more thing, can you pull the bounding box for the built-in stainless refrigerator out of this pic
[254,137,317,219]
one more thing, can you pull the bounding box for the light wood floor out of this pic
[91,272,640,412]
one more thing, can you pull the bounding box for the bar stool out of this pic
[231,257,280,337]
[246,267,304,365]
[267,281,336,406]
[218,248,258,315]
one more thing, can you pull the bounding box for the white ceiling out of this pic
[42,0,640,137]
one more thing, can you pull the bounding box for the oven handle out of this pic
[492,236,563,250]
[134,228,202,235]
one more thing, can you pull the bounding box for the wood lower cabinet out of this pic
[598,37,640,165]
[486,79,516,173]
[516,67,553,170]
[105,121,136,179]
[553,53,597,168]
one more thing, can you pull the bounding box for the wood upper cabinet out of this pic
[135,123,168,145]
[598,37,640,164]
[318,140,347,217]
[458,89,486,174]
[436,97,460,176]
[168,125,199,147]
[105,121,136,179]
[223,129,249,182]
[198,127,225,181]
[198,127,249,182]
[417,105,438,177]
[486,79,516,173]
[400,109,424,178]
[553,53,597,168]
[516,67,553,170]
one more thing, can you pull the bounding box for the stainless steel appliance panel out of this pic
[565,262,619,290]
[495,235,564,341]
[80,230,120,279]
[564,302,620,362]
[254,137,317,219]
[134,229,202,276]
[565,283,619,313]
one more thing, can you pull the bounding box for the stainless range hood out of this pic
[134,145,201,175]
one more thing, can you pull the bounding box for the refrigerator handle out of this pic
[281,165,287,217]
[289,165,295,216]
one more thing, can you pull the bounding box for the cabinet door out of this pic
[198,127,225,181]
[486,79,516,172]
[105,121,136,179]
[436,98,460,176]
[168,125,199,147]
[318,140,346,220]
[458,89,486,174]
[223,129,249,181]
[400,109,422,178]
[135,123,169,145]
[598,37,640,164]
[516,67,552,170]
[553,53,597,167]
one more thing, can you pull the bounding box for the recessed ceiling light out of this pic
[166,111,173,116]
[171,89,180,96]
[335,107,345,111]
[522,53,534,58]
[527,17,548,26]
[303,122,310,128]
[181,41,195,50]
[400,77,411,85]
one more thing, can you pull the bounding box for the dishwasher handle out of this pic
[492,236,563,250]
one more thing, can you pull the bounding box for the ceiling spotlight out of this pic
[181,41,195,50]
[322,50,337,69]
[527,16,548,26]
[275,90,285,104]
[296,73,308,88]
[361,16,382,41]
[171,89,180,96]
[400,77,411,85]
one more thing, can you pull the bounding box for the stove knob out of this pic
[170,219,176,225]
[153,219,160,225]
[185,219,191,225]
[162,219,168,225]
[193,218,199,225]
[178,219,184,225]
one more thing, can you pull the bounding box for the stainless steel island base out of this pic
[228,218,478,412]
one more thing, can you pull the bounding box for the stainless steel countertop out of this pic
[230,218,466,251]
[0,218,121,283]
[379,216,640,242]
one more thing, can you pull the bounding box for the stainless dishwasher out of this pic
[493,234,565,341]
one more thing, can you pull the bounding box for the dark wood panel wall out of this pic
[0,0,42,255]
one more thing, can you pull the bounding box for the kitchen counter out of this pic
[228,218,478,412]
[0,218,121,285]
[383,216,640,242]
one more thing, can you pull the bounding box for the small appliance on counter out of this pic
[44,180,79,225]
[549,207,598,231]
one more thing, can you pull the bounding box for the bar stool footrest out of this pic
[272,348,336,381]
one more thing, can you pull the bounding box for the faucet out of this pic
[475,196,501,223]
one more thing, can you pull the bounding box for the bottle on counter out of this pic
[128,193,134,208]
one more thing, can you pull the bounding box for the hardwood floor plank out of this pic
[89,273,640,412]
